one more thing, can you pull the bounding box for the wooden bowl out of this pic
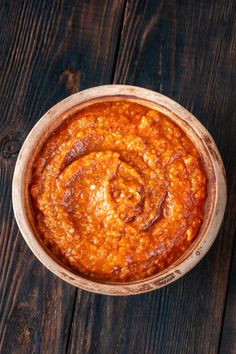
[12,85,227,295]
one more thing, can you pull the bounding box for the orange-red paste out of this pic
[30,101,207,282]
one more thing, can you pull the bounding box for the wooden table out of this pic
[0,1,236,353]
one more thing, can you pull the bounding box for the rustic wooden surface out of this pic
[0,0,235,353]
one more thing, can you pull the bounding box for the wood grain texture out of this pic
[1,0,236,353]
[0,0,125,353]
[220,232,236,354]
[68,1,236,354]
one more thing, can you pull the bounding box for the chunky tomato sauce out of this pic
[30,101,207,282]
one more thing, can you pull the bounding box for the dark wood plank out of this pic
[0,1,125,353]
[68,1,236,353]
[220,231,236,354]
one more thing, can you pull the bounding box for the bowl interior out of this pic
[13,86,225,295]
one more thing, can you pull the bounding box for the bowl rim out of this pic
[12,84,227,295]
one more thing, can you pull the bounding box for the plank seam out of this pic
[65,289,78,354]
[111,0,127,83]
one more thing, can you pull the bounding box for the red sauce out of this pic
[30,101,207,282]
